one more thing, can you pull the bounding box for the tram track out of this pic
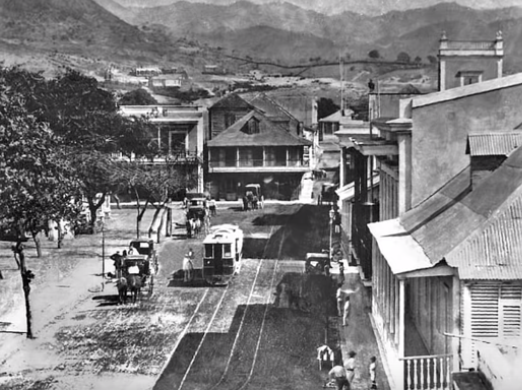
[177,259,264,390]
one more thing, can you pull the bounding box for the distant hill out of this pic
[107,0,522,16]
[95,1,522,70]
[0,0,177,63]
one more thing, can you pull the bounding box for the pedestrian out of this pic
[336,283,344,317]
[344,351,356,384]
[209,198,217,216]
[342,286,360,326]
[326,362,350,390]
[369,356,377,389]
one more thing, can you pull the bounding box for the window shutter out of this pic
[500,284,522,338]
[470,283,499,338]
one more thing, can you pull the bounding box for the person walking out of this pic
[183,248,195,283]
[326,362,350,390]
[344,351,356,384]
[342,286,360,326]
[336,283,344,317]
[369,356,377,389]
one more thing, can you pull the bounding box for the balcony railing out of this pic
[209,159,309,168]
[402,354,452,390]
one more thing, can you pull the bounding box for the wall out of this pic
[411,83,522,207]
[443,56,499,90]
[209,107,250,139]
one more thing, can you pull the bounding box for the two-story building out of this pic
[335,32,522,390]
[206,109,311,200]
[119,105,206,193]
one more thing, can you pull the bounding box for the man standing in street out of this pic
[326,363,350,390]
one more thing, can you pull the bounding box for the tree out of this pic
[368,50,380,59]
[317,97,340,120]
[0,78,82,338]
[427,55,438,65]
[120,88,158,105]
[414,56,422,64]
[397,52,411,63]
[116,160,198,238]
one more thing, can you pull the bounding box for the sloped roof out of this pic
[388,146,522,279]
[319,110,355,123]
[210,93,253,110]
[207,110,312,147]
[242,92,298,123]
[467,132,522,156]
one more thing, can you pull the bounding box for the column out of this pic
[262,147,266,167]
[398,133,412,214]
[285,148,289,167]
[398,278,406,390]
[236,148,240,167]
[452,275,460,372]
[439,59,446,91]
[339,147,346,188]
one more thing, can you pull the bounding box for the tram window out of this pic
[205,244,213,258]
[224,244,232,257]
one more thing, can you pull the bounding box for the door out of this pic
[214,244,223,275]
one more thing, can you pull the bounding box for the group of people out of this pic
[326,353,377,390]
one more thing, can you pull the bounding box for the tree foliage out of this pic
[0,78,82,255]
[317,97,340,120]
[397,52,411,63]
[368,50,380,59]
[120,88,158,105]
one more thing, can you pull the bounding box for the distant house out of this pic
[149,73,188,88]
[203,64,225,75]
[134,66,162,77]
[206,110,311,201]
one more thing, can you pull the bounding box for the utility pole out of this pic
[340,56,344,115]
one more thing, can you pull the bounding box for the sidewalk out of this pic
[329,261,391,390]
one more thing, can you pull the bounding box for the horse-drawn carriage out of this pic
[203,224,244,285]
[184,193,210,238]
[305,252,330,275]
[115,239,157,303]
[242,183,264,211]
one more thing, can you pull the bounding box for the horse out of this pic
[116,276,128,305]
[242,196,250,211]
[252,195,259,210]
[192,218,201,238]
[126,274,144,304]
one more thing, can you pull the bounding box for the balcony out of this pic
[402,354,453,390]
[208,158,309,173]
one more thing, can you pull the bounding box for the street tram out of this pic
[202,224,244,285]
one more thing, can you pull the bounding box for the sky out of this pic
[113,0,522,15]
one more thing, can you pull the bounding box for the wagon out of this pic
[305,252,330,275]
[243,183,264,210]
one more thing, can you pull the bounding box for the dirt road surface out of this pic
[0,204,369,390]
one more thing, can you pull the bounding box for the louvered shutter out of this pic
[470,283,499,338]
[500,284,522,338]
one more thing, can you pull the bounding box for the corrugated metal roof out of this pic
[207,110,311,147]
[447,191,522,280]
[394,146,522,280]
[468,133,522,156]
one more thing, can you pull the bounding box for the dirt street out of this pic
[0,204,354,390]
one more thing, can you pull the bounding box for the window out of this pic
[223,244,232,258]
[205,244,213,258]
[248,118,260,134]
[224,148,236,167]
[470,283,522,339]
[275,147,286,166]
[239,148,253,167]
[253,148,263,167]
[224,113,236,129]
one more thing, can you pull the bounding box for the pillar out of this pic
[340,147,346,188]
[398,133,412,214]
[452,275,460,372]
[398,278,406,390]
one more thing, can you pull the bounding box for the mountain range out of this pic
[93,0,522,71]
[107,0,522,17]
[3,0,522,76]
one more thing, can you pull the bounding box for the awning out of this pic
[368,218,435,276]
